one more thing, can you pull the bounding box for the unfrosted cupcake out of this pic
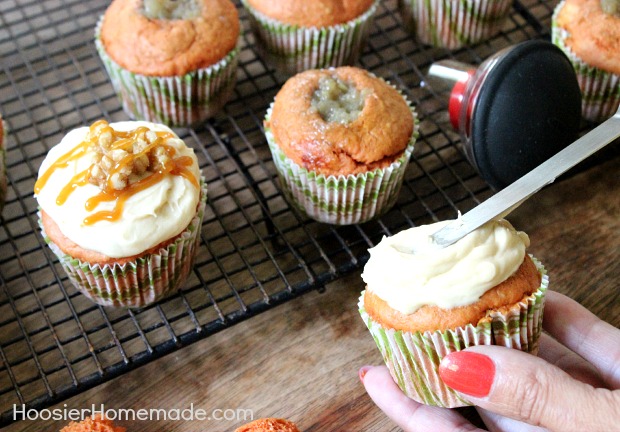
[552,0,620,123]
[95,0,240,126]
[235,418,300,432]
[34,120,206,308]
[265,66,418,225]
[359,219,548,407]
[399,0,513,49]
[241,0,379,74]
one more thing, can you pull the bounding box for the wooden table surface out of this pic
[6,156,619,431]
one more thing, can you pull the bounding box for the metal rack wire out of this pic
[0,0,597,425]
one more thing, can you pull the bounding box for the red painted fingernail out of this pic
[439,351,495,398]
[358,366,372,383]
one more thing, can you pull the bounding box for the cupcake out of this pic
[552,0,620,123]
[399,0,513,49]
[34,120,206,308]
[241,0,379,74]
[264,66,418,225]
[0,115,6,214]
[235,418,301,432]
[95,0,240,126]
[359,219,548,407]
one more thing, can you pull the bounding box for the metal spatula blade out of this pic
[431,108,620,248]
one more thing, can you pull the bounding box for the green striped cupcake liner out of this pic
[39,180,207,308]
[264,91,418,225]
[241,0,379,75]
[95,17,239,127]
[552,2,620,123]
[359,256,548,408]
[398,0,513,49]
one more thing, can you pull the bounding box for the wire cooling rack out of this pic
[0,0,610,426]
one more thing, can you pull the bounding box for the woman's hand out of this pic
[360,291,620,432]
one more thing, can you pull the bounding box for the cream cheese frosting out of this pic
[361,219,530,314]
[35,121,201,258]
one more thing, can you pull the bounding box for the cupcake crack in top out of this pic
[244,0,375,27]
[99,0,239,76]
[266,67,414,176]
[34,120,201,260]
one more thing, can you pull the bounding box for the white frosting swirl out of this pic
[361,219,530,314]
[35,121,201,258]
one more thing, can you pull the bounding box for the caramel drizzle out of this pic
[35,120,198,226]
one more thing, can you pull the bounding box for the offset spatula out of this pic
[431,107,620,248]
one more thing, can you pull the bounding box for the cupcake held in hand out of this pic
[552,0,620,123]
[359,219,548,407]
[95,0,240,126]
[241,0,379,74]
[35,120,207,308]
[264,66,418,225]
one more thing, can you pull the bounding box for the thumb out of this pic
[438,345,620,432]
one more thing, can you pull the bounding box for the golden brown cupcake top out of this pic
[266,67,414,176]
[246,0,375,27]
[235,418,301,432]
[99,0,239,76]
[556,0,620,74]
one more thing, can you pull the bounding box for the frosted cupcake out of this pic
[95,0,240,126]
[265,66,418,225]
[34,120,206,308]
[359,219,548,407]
[552,0,620,123]
[399,0,513,49]
[241,0,379,74]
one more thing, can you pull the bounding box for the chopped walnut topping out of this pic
[86,120,177,192]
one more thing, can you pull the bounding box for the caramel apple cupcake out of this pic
[399,0,513,49]
[265,66,418,225]
[241,0,379,74]
[34,120,206,308]
[359,219,548,407]
[235,418,301,432]
[552,0,620,123]
[95,0,240,126]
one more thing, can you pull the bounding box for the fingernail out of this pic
[439,351,495,398]
[358,366,372,383]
